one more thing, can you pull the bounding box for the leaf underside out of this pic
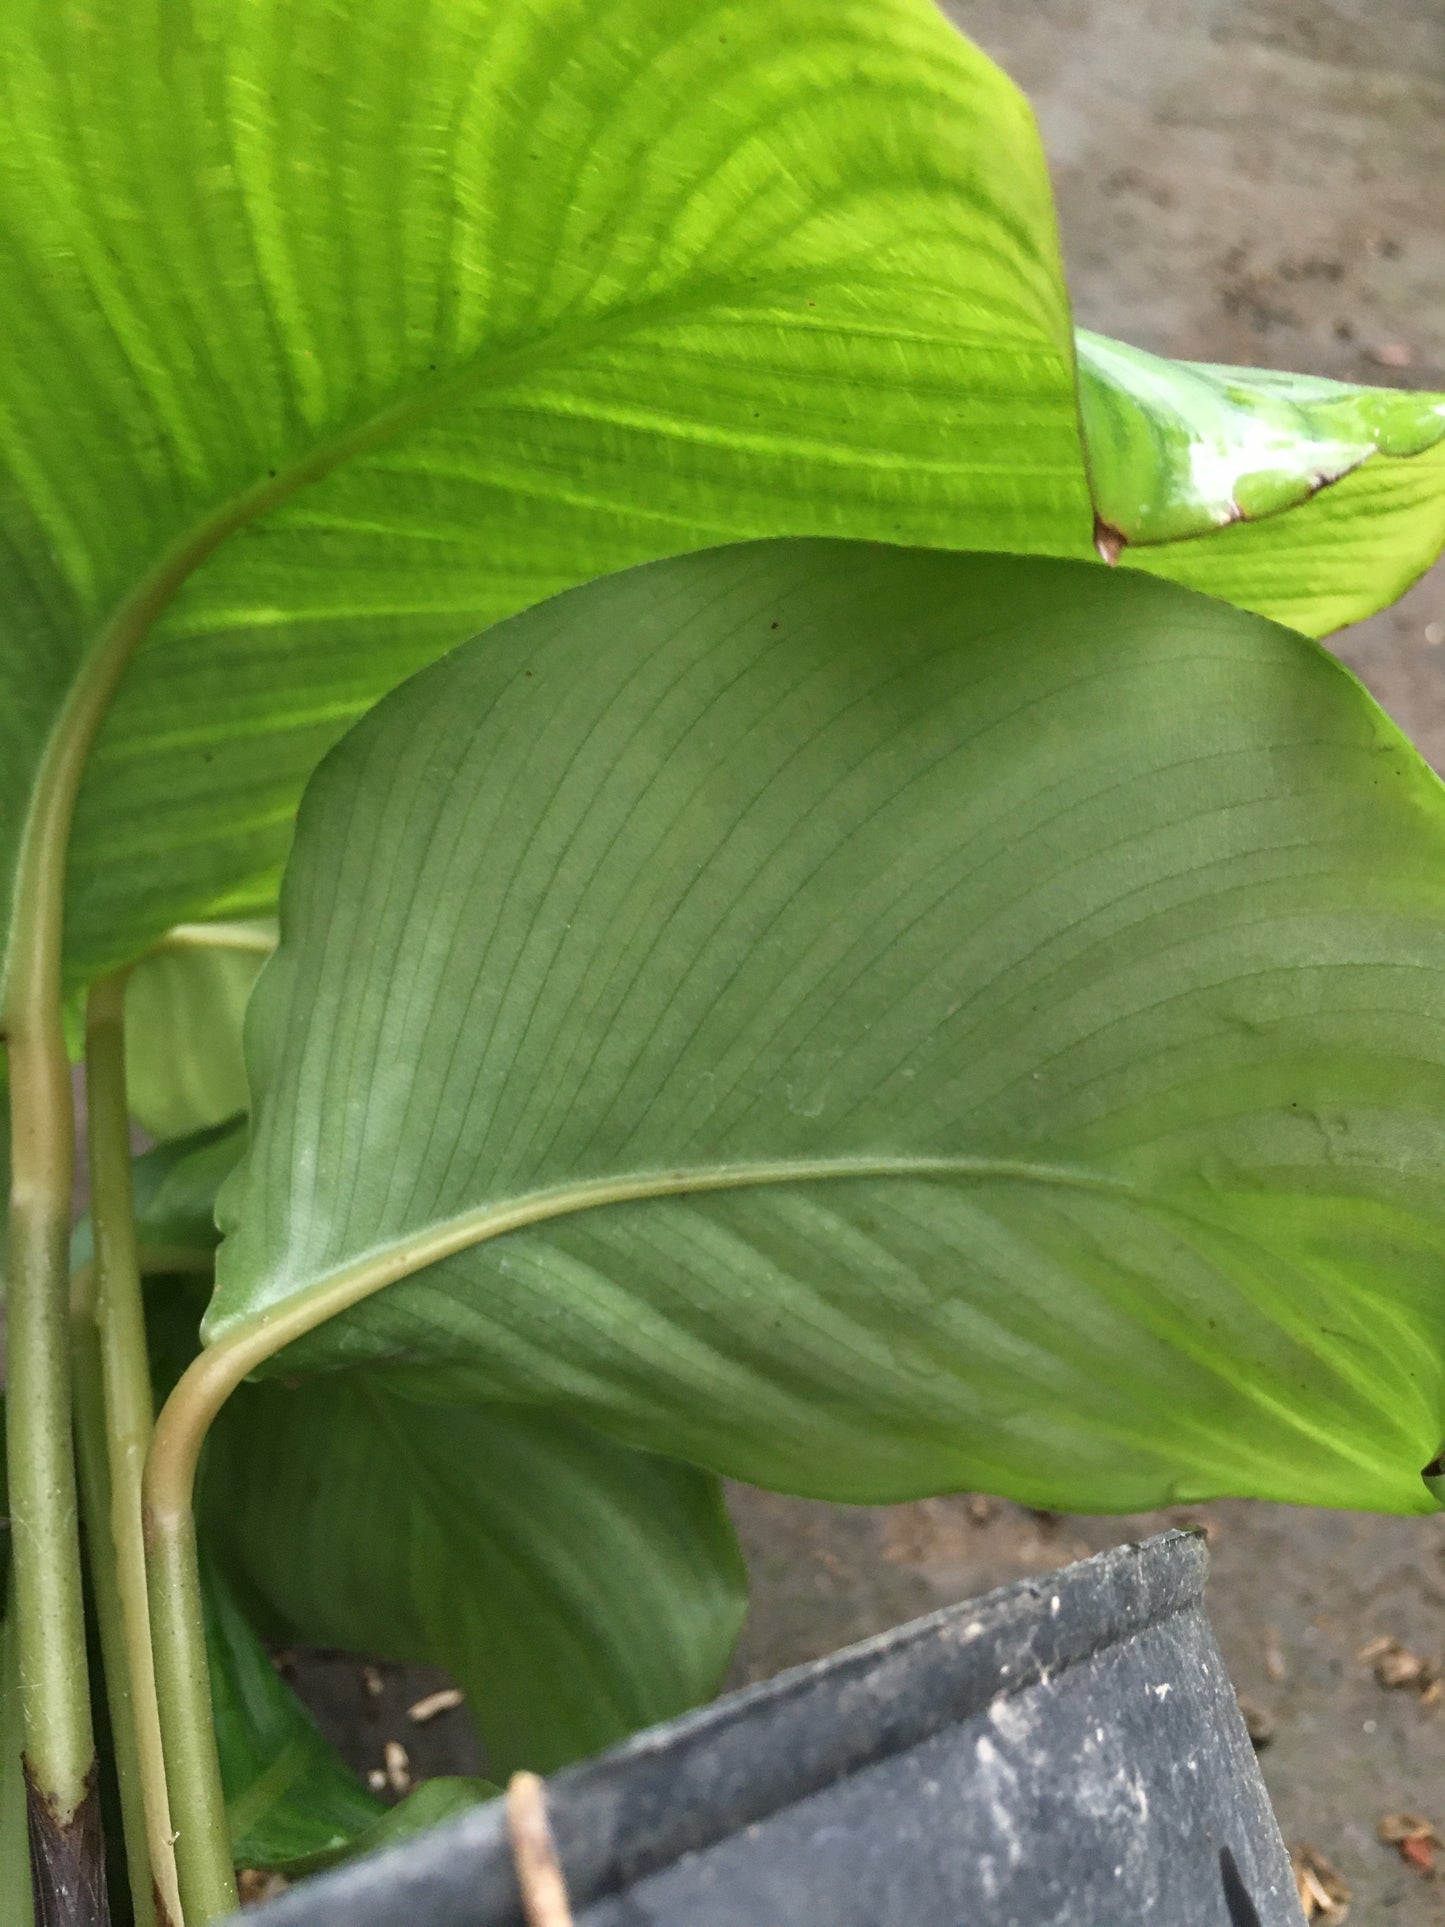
[208,542,1445,1516]
[200,1378,748,1775]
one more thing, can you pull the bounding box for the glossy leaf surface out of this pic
[213,543,1445,1515]
[124,927,272,1141]
[201,1380,748,1773]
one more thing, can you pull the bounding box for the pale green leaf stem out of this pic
[74,973,182,1925]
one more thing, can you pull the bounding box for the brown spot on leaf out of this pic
[1093,515,1126,566]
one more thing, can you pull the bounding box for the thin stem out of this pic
[71,1278,159,1927]
[80,974,183,1925]
[145,1504,235,1923]
[141,1154,1124,1923]
[148,923,276,958]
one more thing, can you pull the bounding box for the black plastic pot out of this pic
[242,1529,1304,1926]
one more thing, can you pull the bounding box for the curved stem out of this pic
[144,1498,235,1924]
[80,975,183,1925]
[142,1154,1125,1923]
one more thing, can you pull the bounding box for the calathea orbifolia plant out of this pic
[1,0,1444,1921]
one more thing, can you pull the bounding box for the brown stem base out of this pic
[23,1762,111,1927]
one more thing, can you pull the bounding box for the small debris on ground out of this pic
[384,1738,412,1795]
[407,1686,465,1724]
[269,1648,297,1681]
[1291,1844,1351,1922]
[1263,1626,1288,1683]
[1425,622,1445,647]
[1367,341,1415,369]
[966,1494,997,1524]
[361,1663,384,1700]
[1236,1695,1274,1749]
[237,1871,289,1907]
[367,1767,387,1793]
[1378,1812,1442,1876]
[1356,1634,1442,1701]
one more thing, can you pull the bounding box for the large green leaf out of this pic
[124,926,272,1141]
[200,1380,748,1774]
[210,542,1445,1515]
[5,0,1443,1005]
[202,1553,495,1874]
[1,0,1081,996]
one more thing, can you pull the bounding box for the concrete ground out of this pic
[720,7,1445,1924]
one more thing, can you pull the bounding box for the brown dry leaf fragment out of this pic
[1264,1628,1288,1683]
[237,1870,289,1907]
[1387,1803,1441,1849]
[408,1686,465,1724]
[384,1739,412,1795]
[966,1494,997,1524]
[508,1772,575,1927]
[1291,1844,1350,1923]
[1357,1636,1441,1695]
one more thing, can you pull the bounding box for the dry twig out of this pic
[508,1771,575,1927]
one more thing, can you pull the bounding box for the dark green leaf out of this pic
[202,1553,386,1874]
[318,1776,499,1869]
[212,541,1445,1515]
[201,1380,747,1774]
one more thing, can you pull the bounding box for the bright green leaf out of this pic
[200,1379,747,1774]
[212,542,1445,1516]
[202,1554,387,1875]
[124,926,273,1141]
[1,0,1085,998]
[1123,436,1445,640]
[1077,332,1445,635]
[10,0,1441,1005]
[1079,331,1445,548]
